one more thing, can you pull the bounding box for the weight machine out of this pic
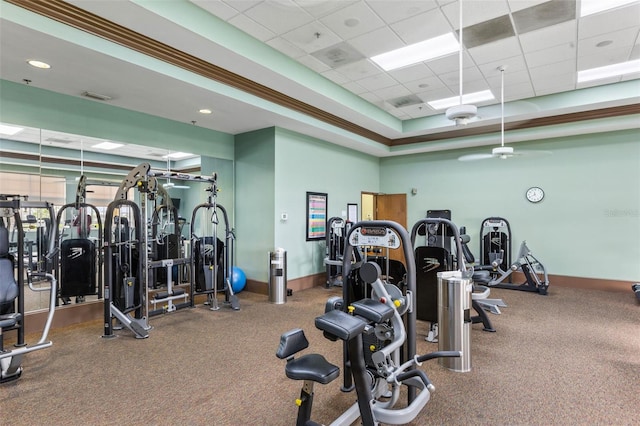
[480,217,549,295]
[53,175,103,305]
[277,220,460,425]
[324,216,347,288]
[190,175,239,311]
[0,196,57,383]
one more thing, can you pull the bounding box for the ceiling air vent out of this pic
[81,91,112,101]
[311,42,364,68]
[45,137,75,144]
[388,95,423,109]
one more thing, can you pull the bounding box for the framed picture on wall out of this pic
[306,192,327,241]
[347,203,358,223]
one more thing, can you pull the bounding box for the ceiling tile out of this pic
[366,0,439,25]
[355,73,398,91]
[244,0,315,34]
[506,0,551,13]
[333,58,381,80]
[502,81,535,101]
[417,86,456,103]
[223,0,263,13]
[577,46,635,70]
[348,26,405,58]
[227,13,275,41]
[468,36,522,65]
[389,8,452,45]
[578,3,640,39]
[512,0,576,34]
[296,54,332,73]
[529,58,576,79]
[426,51,473,74]
[441,0,511,28]
[478,55,528,78]
[578,26,639,58]
[533,73,576,96]
[485,67,531,90]
[342,80,368,95]
[190,0,239,21]
[374,84,412,101]
[319,2,386,40]
[439,65,486,87]
[402,75,446,93]
[320,69,350,85]
[294,0,357,18]
[462,14,515,49]
[389,64,435,84]
[266,37,307,59]
[280,22,342,53]
[358,91,383,104]
[519,20,577,53]
[525,43,577,68]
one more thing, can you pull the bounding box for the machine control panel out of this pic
[348,227,400,249]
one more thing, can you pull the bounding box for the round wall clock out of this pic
[526,187,544,203]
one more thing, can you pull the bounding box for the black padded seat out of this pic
[472,270,491,285]
[351,298,394,324]
[284,354,340,384]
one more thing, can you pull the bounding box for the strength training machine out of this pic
[190,175,239,311]
[480,217,549,295]
[277,220,460,425]
[1,196,57,383]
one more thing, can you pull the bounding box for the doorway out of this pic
[360,192,407,264]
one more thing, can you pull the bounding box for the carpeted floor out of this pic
[1,283,639,426]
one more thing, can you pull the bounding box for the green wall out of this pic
[273,128,379,280]
[234,128,276,281]
[0,80,234,159]
[380,129,640,282]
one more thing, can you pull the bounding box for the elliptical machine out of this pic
[276,220,459,425]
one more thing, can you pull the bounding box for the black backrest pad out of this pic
[276,328,309,359]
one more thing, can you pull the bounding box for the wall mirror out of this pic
[0,121,233,313]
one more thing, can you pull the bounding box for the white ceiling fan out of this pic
[445,0,478,126]
[458,66,552,162]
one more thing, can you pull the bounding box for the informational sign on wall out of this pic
[306,192,327,241]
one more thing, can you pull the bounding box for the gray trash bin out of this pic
[437,271,472,372]
[268,248,287,304]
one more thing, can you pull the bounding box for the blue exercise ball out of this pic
[231,266,246,293]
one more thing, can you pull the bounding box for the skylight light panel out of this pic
[427,90,495,110]
[0,124,24,136]
[371,33,459,71]
[580,0,638,17]
[163,152,193,159]
[93,141,124,150]
[577,60,640,83]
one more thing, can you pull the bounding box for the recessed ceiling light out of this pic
[427,90,495,110]
[344,18,360,28]
[199,109,212,114]
[371,33,459,71]
[577,59,640,83]
[163,152,193,159]
[0,124,24,135]
[596,40,613,48]
[580,0,637,17]
[27,60,51,69]
[93,141,124,150]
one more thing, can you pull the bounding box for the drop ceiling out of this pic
[0,0,639,158]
